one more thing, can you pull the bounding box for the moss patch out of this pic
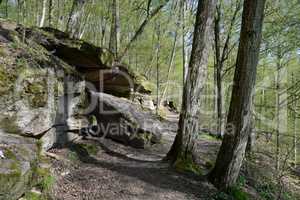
[24,191,43,200]
[199,134,220,141]
[23,79,48,108]
[4,148,18,160]
[35,168,55,192]
[227,186,249,200]
[0,64,17,95]
[0,115,21,134]
[173,153,202,175]
[79,143,99,156]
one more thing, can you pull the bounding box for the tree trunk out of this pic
[155,22,161,115]
[209,0,266,190]
[275,58,280,170]
[294,105,298,167]
[48,0,53,27]
[66,0,86,37]
[214,5,223,137]
[160,5,181,105]
[39,0,47,27]
[109,0,120,60]
[246,105,255,154]
[181,0,188,84]
[117,0,170,61]
[291,73,298,167]
[166,0,216,169]
[160,30,177,106]
[5,0,8,18]
[213,1,241,137]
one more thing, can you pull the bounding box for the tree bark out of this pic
[39,0,47,27]
[214,1,241,137]
[109,0,120,60]
[155,22,161,115]
[275,57,281,170]
[66,0,86,37]
[209,0,266,190]
[4,0,8,18]
[117,0,170,61]
[160,30,177,105]
[214,5,222,137]
[48,0,53,27]
[181,0,188,84]
[166,0,216,168]
[292,73,298,167]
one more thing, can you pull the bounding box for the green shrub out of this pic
[256,182,276,200]
[228,186,249,200]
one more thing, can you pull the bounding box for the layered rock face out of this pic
[0,20,87,152]
[0,20,90,199]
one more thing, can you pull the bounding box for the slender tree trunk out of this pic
[118,0,170,61]
[166,0,216,168]
[181,0,188,84]
[66,0,76,32]
[214,5,223,137]
[292,73,298,167]
[294,105,298,167]
[100,16,107,47]
[36,0,41,26]
[246,100,255,154]
[109,0,120,60]
[5,0,8,18]
[155,22,161,115]
[161,5,181,105]
[209,0,266,190]
[66,0,86,37]
[39,0,47,27]
[275,58,281,170]
[17,0,20,23]
[22,0,26,25]
[160,31,177,105]
[214,1,241,137]
[48,0,53,27]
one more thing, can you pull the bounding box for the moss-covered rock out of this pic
[0,19,88,151]
[14,25,153,97]
[89,92,176,149]
[0,131,39,200]
[0,115,21,134]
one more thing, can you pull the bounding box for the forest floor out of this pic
[46,113,300,200]
[48,132,220,200]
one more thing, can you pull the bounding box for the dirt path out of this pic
[49,133,220,200]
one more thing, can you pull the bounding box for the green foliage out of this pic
[254,181,297,200]
[213,192,232,200]
[67,151,79,162]
[79,143,99,156]
[213,176,249,200]
[24,191,43,200]
[3,148,17,160]
[35,168,55,192]
[198,134,220,141]
[227,186,249,200]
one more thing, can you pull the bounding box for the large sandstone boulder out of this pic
[0,131,38,200]
[89,92,177,148]
[17,26,152,97]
